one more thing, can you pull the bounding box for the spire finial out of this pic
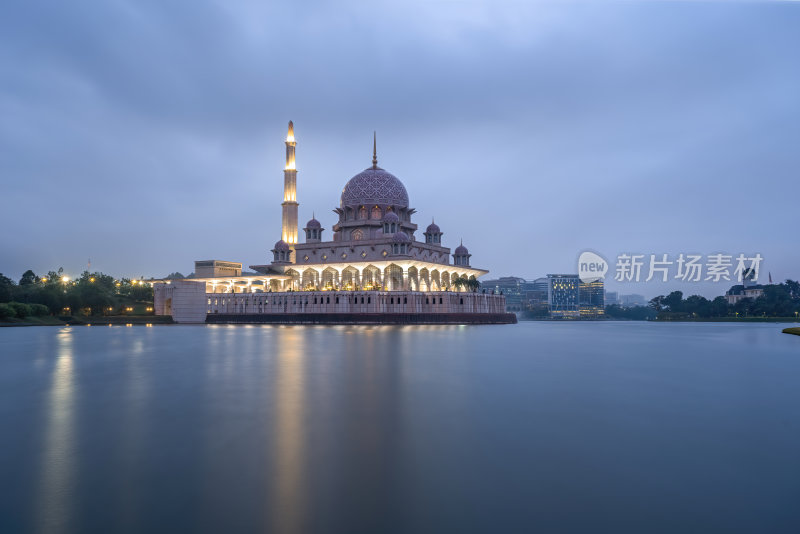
[286,120,295,142]
[372,131,378,168]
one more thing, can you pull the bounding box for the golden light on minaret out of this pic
[281,120,299,245]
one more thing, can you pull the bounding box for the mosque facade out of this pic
[152,122,513,324]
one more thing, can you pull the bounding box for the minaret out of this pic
[281,121,299,245]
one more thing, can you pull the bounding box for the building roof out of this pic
[341,167,409,209]
[273,240,291,251]
[392,231,410,243]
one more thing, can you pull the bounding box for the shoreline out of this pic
[0,315,174,327]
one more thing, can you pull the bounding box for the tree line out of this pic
[0,268,154,319]
[647,280,800,320]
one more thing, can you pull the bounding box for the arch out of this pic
[341,266,359,289]
[358,206,367,219]
[419,268,430,292]
[384,264,403,291]
[302,268,318,291]
[284,269,301,291]
[322,267,339,290]
[351,229,364,241]
[407,266,419,292]
[441,271,450,290]
[362,265,381,290]
[371,205,382,219]
[430,269,441,291]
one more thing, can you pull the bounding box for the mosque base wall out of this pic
[156,285,515,324]
[206,312,517,325]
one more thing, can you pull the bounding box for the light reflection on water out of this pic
[271,329,307,534]
[34,327,75,534]
[0,322,798,533]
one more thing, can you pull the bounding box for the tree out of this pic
[467,276,480,293]
[710,296,730,317]
[19,270,37,286]
[0,273,14,303]
[649,295,665,313]
[662,291,684,313]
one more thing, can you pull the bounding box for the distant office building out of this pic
[481,276,527,311]
[579,280,605,318]
[605,291,618,306]
[524,277,549,307]
[547,274,581,318]
[618,294,646,307]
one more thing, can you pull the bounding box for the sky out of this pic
[1,0,798,298]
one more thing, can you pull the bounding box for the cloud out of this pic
[1,0,798,296]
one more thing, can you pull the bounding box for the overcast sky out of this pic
[1,0,798,298]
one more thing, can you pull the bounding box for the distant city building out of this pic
[605,291,618,306]
[481,277,527,311]
[547,274,581,319]
[618,294,647,307]
[579,280,605,318]
[725,284,765,305]
[525,277,549,308]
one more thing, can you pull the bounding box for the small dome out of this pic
[382,211,399,223]
[306,217,321,229]
[393,231,410,243]
[454,243,469,255]
[426,221,441,234]
[273,240,290,251]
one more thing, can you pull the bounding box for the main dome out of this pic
[340,166,409,209]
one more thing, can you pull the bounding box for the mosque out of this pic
[152,122,513,324]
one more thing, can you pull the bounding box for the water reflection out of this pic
[270,328,307,534]
[34,327,76,534]
[113,329,149,531]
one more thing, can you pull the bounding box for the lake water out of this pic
[1,322,798,533]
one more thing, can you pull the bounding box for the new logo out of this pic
[578,251,608,283]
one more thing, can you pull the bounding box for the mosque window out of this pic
[371,206,382,219]
[359,206,367,219]
[352,229,363,241]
